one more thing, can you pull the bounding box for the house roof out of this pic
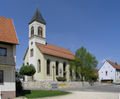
[36,43,75,60]
[106,60,120,69]
[29,8,46,25]
[0,17,19,45]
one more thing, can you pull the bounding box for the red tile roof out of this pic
[36,43,75,60]
[106,60,120,69]
[0,17,19,44]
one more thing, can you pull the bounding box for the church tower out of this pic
[29,8,46,45]
[28,8,46,66]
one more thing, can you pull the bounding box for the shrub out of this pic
[19,65,36,76]
[56,77,66,81]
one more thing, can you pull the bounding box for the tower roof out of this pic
[29,8,46,25]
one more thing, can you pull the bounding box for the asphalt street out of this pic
[63,84,120,93]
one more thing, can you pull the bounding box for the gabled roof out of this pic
[29,8,46,25]
[36,43,75,60]
[0,17,19,45]
[106,60,120,70]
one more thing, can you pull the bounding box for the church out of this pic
[24,8,75,82]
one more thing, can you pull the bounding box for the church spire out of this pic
[29,8,46,25]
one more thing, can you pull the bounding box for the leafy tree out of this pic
[19,64,36,76]
[70,46,98,81]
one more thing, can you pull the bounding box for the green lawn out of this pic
[22,90,71,98]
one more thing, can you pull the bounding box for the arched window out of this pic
[27,62,29,65]
[56,61,59,75]
[47,59,50,75]
[38,26,43,37]
[63,62,66,76]
[30,49,33,57]
[106,71,108,76]
[31,26,34,37]
[38,59,41,73]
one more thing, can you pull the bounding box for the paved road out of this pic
[62,84,120,93]
[47,84,120,99]
[43,91,118,99]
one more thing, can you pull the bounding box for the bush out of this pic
[19,65,36,76]
[56,77,66,81]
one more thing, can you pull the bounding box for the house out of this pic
[98,60,120,83]
[24,8,75,82]
[0,17,19,99]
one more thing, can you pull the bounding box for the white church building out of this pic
[99,60,120,83]
[24,8,75,82]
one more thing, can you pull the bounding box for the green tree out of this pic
[70,46,98,81]
[19,64,36,76]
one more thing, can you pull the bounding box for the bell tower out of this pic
[29,8,46,45]
[28,8,46,68]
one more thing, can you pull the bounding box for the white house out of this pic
[99,60,120,83]
[0,17,19,99]
[24,8,75,82]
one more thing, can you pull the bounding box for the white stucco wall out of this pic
[29,21,46,45]
[115,70,120,82]
[0,66,15,91]
[44,54,70,81]
[98,61,116,82]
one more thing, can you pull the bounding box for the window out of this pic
[70,69,72,77]
[38,27,43,37]
[0,70,3,84]
[63,62,66,76]
[106,71,108,76]
[38,59,41,72]
[27,62,29,65]
[47,59,50,75]
[30,49,33,57]
[117,71,119,76]
[31,26,34,37]
[0,48,7,56]
[56,61,59,75]
[31,42,33,45]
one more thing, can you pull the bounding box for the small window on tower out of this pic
[38,26,43,37]
[30,49,33,57]
[31,26,34,37]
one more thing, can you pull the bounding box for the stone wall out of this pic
[22,81,100,90]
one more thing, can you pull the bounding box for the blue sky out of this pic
[1,0,120,69]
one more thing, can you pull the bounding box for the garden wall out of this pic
[22,81,100,90]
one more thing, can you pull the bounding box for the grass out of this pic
[22,90,71,98]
